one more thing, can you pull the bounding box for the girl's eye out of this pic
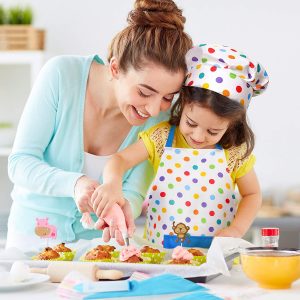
[138,90,151,98]
[186,120,197,128]
[208,130,218,136]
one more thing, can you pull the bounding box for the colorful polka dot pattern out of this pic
[185,44,269,108]
[146,147,238,246]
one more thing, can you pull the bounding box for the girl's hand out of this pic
[94,200,136,245]
[215,225,244,238]
[74,176,100,213]
[90,183,125,218]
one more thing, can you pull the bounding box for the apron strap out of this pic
[165,125,176,147]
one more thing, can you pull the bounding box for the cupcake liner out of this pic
[163,259,195,265]
[58,251,76,261]
[233,256,240,265]
[80,248,119,262]
[79,255,113,263]
[140,252,166,264]
[191,255,206,265]
[32,255,64,261]
[110,251,120,259]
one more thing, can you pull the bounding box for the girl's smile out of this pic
[179,103,230,149]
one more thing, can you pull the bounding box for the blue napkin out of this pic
[84,274,207,299]
[172,291,224,300]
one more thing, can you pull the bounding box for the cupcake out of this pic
[170,246,194,264]
[53,242,72,252]
[188,248,206,264]
[95,245,119,259]
[140,246,166,264]
[84,248,112,261]
[140,246,160,254]
[53,243,76,261]
[188,248,204,256]
[119,245,143,263]
[36,247,61,260]
[96,245,116,252]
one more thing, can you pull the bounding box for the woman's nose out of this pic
[145,98,162,117]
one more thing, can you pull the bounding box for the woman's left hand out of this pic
[215,225,243,238]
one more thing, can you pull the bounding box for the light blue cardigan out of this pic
[7,55,168,242]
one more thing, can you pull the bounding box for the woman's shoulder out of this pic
[43,54,97,73]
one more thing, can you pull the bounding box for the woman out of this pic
[6,0,192,251]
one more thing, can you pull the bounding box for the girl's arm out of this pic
[91,139,150,218]
[216,169,262,237]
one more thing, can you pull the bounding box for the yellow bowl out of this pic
[240,248,300,289]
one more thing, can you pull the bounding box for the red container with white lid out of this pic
[261,227,280,247]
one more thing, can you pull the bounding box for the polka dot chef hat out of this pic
[185,43,269,108]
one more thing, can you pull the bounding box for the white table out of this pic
[1,265,299,300]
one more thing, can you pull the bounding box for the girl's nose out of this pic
[193,129,206,142]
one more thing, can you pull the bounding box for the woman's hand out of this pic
[90,183,125,218]
[215,225,244,238]
[74,176,100,213]
[94,200,136,246]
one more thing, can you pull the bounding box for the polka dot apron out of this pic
[146,126,238,248]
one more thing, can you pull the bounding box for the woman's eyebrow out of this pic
[139,84,158,93]
[139,84,180,95]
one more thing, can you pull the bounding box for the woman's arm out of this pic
[8,57,84,197]
[216,169,262,237]
[91,139,149,218]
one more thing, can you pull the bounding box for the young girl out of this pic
[91,44,269,248]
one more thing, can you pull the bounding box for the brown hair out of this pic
[108,0,193,73]
[170,87,255,158]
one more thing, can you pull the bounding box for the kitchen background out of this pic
[0,0,300,247]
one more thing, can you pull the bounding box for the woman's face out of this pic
[179,103,230,149]
[113,61,185,126]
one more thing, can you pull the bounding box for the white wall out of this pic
[1,0,300,193]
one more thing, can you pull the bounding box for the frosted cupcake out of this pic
[119,245,143,263]
[170,246,194,264]
[140,246,166,264]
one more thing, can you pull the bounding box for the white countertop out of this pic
[1,265,299,300]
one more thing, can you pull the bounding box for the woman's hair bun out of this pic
[128,0,186,30]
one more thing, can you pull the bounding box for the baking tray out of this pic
[93,251,239,283]
[187,252,239,283]
[0,252,239,283]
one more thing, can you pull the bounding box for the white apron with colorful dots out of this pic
[146,126,238,248]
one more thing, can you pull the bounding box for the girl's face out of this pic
[112,61,184,126]
[179,103,230,149]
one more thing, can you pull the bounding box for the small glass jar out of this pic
[261,227,280,247]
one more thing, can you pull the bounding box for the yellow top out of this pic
[139,121,255,184]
